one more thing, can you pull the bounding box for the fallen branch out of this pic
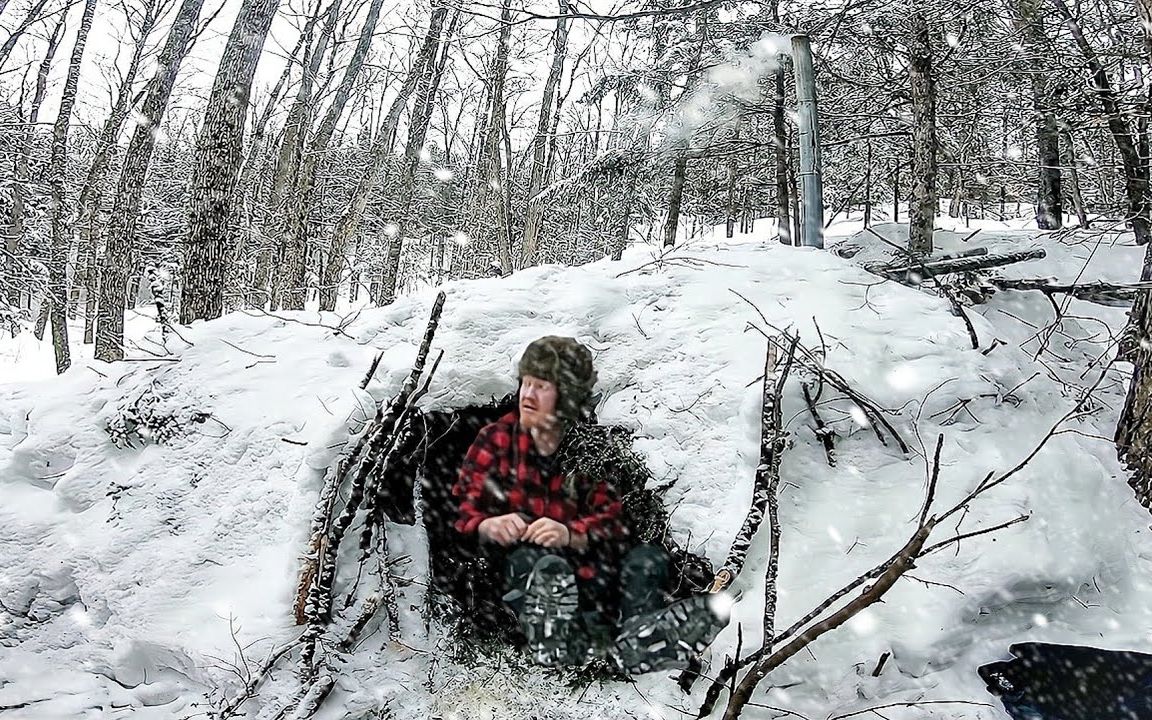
[214,635,304,720]
[990,277,1152,307]
[711,335,797,592]
[801,382,835,466]
[732,290,911,454]
[707,385,1100,720]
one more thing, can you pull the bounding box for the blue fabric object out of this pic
[979,643,1152,720]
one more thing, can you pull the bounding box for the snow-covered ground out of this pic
[2,217,1150,719]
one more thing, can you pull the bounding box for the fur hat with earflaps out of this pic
[517,336,598,425]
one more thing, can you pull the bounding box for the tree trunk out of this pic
[663,156,689,248]
[1034,87,1064,231]
[519,0,571,269]
[613,171,636,261]
[72,0,159,331]
[864,140,873,228]
[907,13,937,255]
[10,8,64,313]
[267,0,340,310]
[378,4,454,305]
[1061,127,1089,227]
[773,63,791,244]
[46,0,98,373]
[1117,293,1152,509]
[459,0,513,283]
[662,9,710,248]
[278,0,385,311]
[236,7,314,308]
[318,137,391,311]
[95,0,206,361]
[181,0,279,324]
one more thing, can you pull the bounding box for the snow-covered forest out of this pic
[5,0,1152,718]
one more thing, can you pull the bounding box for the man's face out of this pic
[519,374,559,431]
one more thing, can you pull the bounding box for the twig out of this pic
[360,351,384,390]
[802,382,836,466]
[828,699,995,720]
[221,338,275,359]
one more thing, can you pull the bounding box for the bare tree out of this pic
[45,0,98,373]
[907,12,937,254]
[519,0,571,268]
[277,0,385,310]
[0,0,54,71]
[74,0,165,343]
[94,0,207,361]
[181,0,280,323]
[378,4,454,306]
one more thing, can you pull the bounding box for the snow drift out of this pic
[2,219,1151,719]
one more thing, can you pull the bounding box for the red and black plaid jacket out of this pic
[452,411,627,577]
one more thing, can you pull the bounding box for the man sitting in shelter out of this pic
[452,335,729,671]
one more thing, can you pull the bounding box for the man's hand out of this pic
[478,513,528,546]
[522,517,571,548]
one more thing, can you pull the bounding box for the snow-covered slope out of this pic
[2,221,1150,719]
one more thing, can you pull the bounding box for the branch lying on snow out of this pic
[712,335,797,593]
[701,369,1108,719]
[240,307,362,339]
[990,277,1152,307]
[732,290,911,454]
[213,634,305,720]
[828,699,996,720]
[801,382,835,466]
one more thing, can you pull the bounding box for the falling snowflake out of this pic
[383,223,399,238]
[946,32,960,47]
[433,168,454,182]
[886,364,918,391]
[1032,613,1049,627]
[1006,146,1023,160]
[452,231,471,247]
[419,147,432,163]
[849,405,870,427]
[849,609,878,635]
[827,525,843,544]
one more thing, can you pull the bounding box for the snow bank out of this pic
[2,221,1151,719]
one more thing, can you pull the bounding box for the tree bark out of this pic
[181,0,279,324]
[774,59,792,244]
[907,13,937,255]
[1117,292,1152,509]
[9,8,64,288]
[318,137,391,311]
[1061,127,1089,227]
[519,0,571,268]
[46,0,97,373]
[95,0,207,361]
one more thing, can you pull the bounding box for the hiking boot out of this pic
[517,554,582,667]
[609,594,730,675]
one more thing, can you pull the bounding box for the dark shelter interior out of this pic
[375,391,715,648]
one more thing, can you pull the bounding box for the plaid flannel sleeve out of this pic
[451,425,504,534]
[567,478,627,542]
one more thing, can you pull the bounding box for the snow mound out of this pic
[2,225,1151,719]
